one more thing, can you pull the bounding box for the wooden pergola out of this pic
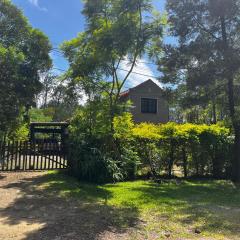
[29,122,69,144]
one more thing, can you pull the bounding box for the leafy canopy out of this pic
[61,0,165,131]
[0,0,52,133]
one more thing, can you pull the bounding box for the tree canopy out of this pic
[157,0,240,180]
[0,0,52,134]
[61,0,165,132]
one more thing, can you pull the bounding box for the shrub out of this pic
[116,119,233,179]
[68,112,233,183]
[68,138,117,183]
[10,123,29,141]
[68,112,140,183]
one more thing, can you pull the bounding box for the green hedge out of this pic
[114,114,233,179]
[68,113,233,183]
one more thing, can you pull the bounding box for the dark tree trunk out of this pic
[168,140,175,177]
[220,16,240,181]
[212,145,221,178]
[233,126,240,181]
[212,100,217,124]
[194,153,199,177]
[226,75,240,181]
[182,146,188,178]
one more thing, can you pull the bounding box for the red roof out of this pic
[119,90,130,98]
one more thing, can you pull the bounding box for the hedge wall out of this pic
[68,113,233,182]
[114,114,233,179]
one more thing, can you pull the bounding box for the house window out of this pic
[141,98,157,114]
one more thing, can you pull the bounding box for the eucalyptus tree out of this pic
[61,0,165,131]
[0,0,52,134]
[157,0,240,181]
[39,73,57,108]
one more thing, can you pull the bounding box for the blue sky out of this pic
[12,0,168,88]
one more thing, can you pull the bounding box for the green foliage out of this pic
[68,140,113,183]
[68,112,140,183]
[113,112,134,139]
[68,139,140,183]
[61,0,166,183]
[114,118,233,179]
[157,0,240,180]
[132,123,161,140]
[29,108,53,122]
[70,100,112,140]
[162,4,239,110]
[68,110,232,183]
[61,0,165,132]
[0,0,52,133]
[10,123,29,141]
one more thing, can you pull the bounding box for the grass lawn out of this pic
[41,172,240,240]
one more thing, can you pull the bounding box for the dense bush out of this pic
[123,119,233,179]
[68,112,139,183]
[68,113,233,183]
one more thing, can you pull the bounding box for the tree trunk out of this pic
[212,146,220,178]
[147,143,158,179]
[193,151,199,176]
[212,100,217,124]
[220,16,240,181]
[44,90,48,108]
[226,75,240,181]
[168,141,174,177]
[232,126,240,181]
[182,146,188,178]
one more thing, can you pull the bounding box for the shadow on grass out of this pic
[1,172,240,239]
[0,172,140,240]
[131,180,240,236]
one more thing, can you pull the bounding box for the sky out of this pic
[12,0,169,88]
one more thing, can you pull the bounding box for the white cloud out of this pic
[28,0,47,11]
[118,58,161,90]
[28,0,38,6]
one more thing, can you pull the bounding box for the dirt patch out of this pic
[0,172,139,240]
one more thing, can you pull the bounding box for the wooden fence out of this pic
[0,140,68,171]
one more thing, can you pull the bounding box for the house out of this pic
[120,79,169,124]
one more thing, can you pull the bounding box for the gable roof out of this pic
[131,79,162,91]
[119,79,162,98]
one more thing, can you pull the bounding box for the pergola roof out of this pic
[30,122,69,127]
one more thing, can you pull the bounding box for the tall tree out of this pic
[47,81,81,121]
[157,0,240,181]
[61,0,165,131]
[39,73,57,108]
[0,0,52,134]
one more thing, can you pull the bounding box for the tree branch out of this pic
[115,0,143,101]
[193,16,221,41]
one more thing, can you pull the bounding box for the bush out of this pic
[68,112,233,183]
[68,112,139,183]
[29,108,53,122]
[9,123,29,141]
[68,138,115,183]
[117,119,233,179]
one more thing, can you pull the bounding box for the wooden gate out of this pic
[0,140,68,171]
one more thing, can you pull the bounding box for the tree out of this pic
[0,0,52,134]
[61,0,165,132]
[39,73,57,108]
[47,81,81,121]
[157,0,240,181]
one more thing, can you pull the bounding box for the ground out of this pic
[0,172,240,240]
